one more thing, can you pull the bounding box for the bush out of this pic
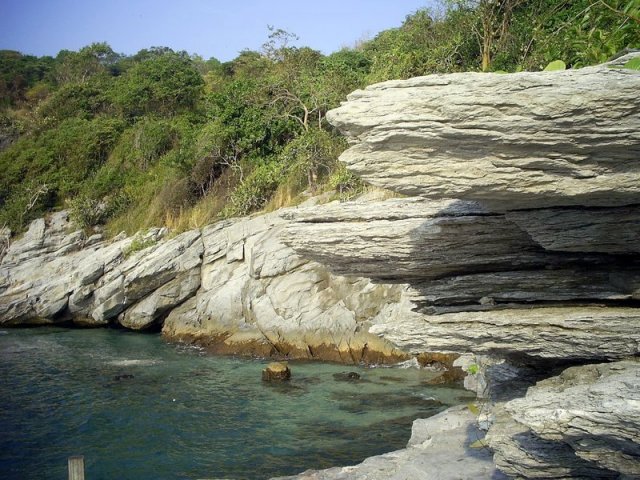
[67,191,130,229]
[223,161,285,217]
[280,128,347,191]
[326,163,365,200]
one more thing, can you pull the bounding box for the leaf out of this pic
[544,60,566,71]
[623,58,640,71]
[467,403,480,415]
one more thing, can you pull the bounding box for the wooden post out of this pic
[68,455,85,480]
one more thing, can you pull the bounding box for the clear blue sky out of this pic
[1,0,436,61]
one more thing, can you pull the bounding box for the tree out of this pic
[54,42,120,85]
[447,0,525,71]
[112,49,204,118]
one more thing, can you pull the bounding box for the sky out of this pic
[1,0,437,61]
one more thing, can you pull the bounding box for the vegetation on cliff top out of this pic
[0,0,638,235]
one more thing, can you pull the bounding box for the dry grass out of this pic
[263,178,308,212]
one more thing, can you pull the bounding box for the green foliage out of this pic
[1,6,637,235]
[123,236,157,257]
[0,180,51,232]
[544,59,567,71]
[327,163,366,200]
[112,50,204,118]
[0,50,54,107]
[280,128,347,191]
[223,160,286,217]
[469,439,488,449]
[54,42,121,85]
[38,78,112,123]
[623,57,640,69]
[364,8,477,81]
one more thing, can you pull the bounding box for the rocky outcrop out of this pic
[281,52,640,478]
[89,229,203,327]
[161,208,410,363]
[283,197,640,362]
[274,405,503,480]
[326,53,640,210]
[0,212,133,324]
[3,54,640,479]
[0,207,412,363]
[0,211,205,330]
[487,359,640,478]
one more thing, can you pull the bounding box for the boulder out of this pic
[262,362,291,382]
[505,359,640,476]
[487,359,640,478]
[487,403,618,479]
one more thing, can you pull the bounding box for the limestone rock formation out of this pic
[0,207,413,362]
[0,212,132,324]
[327,52,640,210]
[90,229,203,326]
[284,198,640,361]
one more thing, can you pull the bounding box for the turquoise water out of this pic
[0,328,472,480]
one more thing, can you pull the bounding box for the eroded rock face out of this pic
[327,53,640,210]
[0,212,131,325]
[281,53,640,478]
[284,198,640,361]
[90,229,203,326]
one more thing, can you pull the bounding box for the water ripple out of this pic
[0,328,473,479]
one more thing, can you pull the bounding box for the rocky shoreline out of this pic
[2,52,640,478]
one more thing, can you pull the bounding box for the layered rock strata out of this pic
[326,53,640,210]
[282,53,640,478]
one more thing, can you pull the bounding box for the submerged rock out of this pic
[262,362,291,382]
[332,371,361,382]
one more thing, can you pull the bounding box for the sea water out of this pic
[0,328,473,480]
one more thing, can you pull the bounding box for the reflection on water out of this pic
[0,328,473,480]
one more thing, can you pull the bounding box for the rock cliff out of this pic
[282,52,640,478]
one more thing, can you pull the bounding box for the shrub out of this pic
[222,161,285,217]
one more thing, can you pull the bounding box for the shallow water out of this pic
[0,328,472,480]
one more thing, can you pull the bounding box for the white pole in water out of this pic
[68,455,85,480]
